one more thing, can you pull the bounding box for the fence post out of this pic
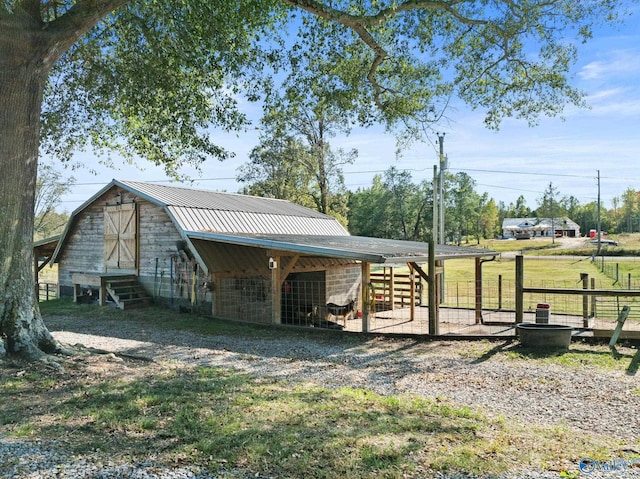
[498,274,503,310]
[581,273,590,328]
[428,240,438,335]
[590,278,596,318]
[515,255,524,324]
[475,257,482,324]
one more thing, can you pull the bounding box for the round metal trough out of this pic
[516,323,573,349]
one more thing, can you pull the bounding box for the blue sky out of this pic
[54,8,640,214]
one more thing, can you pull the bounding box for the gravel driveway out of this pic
[2,314,639,478]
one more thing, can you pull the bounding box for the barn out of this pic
[50,179,494,332]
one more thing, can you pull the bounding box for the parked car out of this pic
[589,239,619,246]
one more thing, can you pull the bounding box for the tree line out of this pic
[234,119,640,243]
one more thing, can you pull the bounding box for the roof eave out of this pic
[187,231,386,263]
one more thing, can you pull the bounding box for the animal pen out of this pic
[206,254,640,339]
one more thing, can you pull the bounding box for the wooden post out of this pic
[409,263,415,321]
[515,255,524,324]
[99,277,106,306]
[428,240,438,335]
[609,306,631,349]
[211,273,219,316]
[581,273,589,328]
[590,278,596,319]
[361,262,370,333]
[436,259,444,306]
[389,266,395,310]
[475,257,482,324]
[271,254,281,324]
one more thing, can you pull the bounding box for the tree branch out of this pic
[281,0,493,110]
[41,0,132,67]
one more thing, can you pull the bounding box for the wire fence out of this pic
[594,256,640,289]
[43,272,640,337]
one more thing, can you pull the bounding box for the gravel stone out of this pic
[2,314,639,478]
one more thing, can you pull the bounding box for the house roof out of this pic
[92,180,348,235]
[187,231,496,265]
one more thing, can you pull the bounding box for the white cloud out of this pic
[579,49,640,81]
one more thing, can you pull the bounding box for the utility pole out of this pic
[597,170,601,255]
[433,165,438,244]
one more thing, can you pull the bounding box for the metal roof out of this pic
[186,231,496,264]
[502,217,580,230]
[167,206,347,235]
[118,180,349,235]
[50,179,349,264]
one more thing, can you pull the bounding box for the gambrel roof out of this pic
[116,180,348,235]
[50,179,348,264]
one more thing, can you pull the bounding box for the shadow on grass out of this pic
[0,360,501,478]
[612,345,640,376]
[470,339,515,364]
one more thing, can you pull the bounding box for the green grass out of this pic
[443,256,616,286]
[0,359,621,478]
[503,342,640,371]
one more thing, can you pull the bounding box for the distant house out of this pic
[502,217,580,239]
[50,179,494,330]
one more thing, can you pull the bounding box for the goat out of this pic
[326,300,356,326]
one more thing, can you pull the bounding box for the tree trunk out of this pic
[0,26,61,359]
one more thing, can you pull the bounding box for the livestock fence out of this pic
[41,255,640,338]
[37,282,58,302]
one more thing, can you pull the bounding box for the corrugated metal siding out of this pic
[168,206,348,236]
[119,180,334,219]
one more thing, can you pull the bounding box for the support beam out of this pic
[270,254,281,324]
[516,255,524,323]
[581,273,590,328]
[361,262,371,333]
[428,240,438,335]
[279,254,300,286]
[409,263,415,321]
[475,257,482,324]
[410,262,429,283]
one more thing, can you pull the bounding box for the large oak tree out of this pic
[0,0,626,359]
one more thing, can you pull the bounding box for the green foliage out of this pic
[33,0,629,171]
[34,163,73,240]
[348,168,432,240]
[237,134,318,209]
[41,0,288,175]
[238,99,355,222]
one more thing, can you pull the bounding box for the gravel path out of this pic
[2,315,639,478]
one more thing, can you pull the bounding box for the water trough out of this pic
[516,323,573,349]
